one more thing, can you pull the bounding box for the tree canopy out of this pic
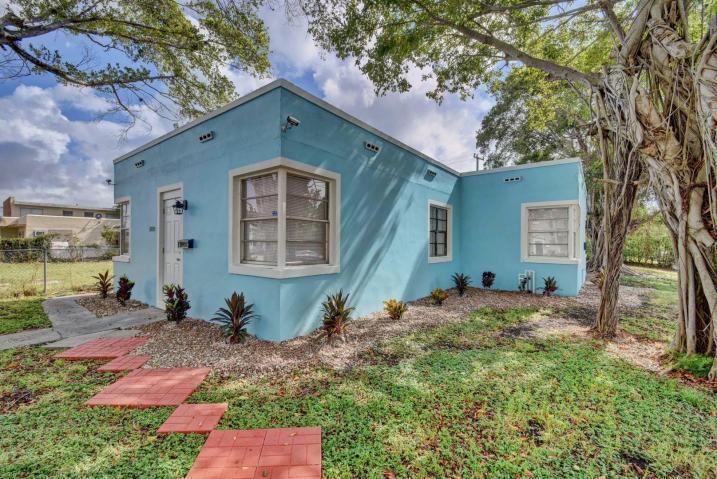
[0,0,271,124]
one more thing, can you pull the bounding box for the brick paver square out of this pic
[157,403,228,434]
[86,367,210,408]
[97,355,152,372]
[53,337,149,360]
[185,427,321,479]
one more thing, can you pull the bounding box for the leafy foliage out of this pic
[1,0,271,124]
[670,353,715,378]
[163,284,190,322]
[319,290,355,341]
[212,291,256,344]
[430,288,448,306]
[0,297,50,334]
[481,271,496,289]
[100,226,119,247]
[115,275,134,305]
[542,276,558,297]
[92,270,114,299]
[451,273,471,296]
[383,299,408,320]
[623,208,675,267]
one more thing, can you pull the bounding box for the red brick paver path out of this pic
[185,427,322,479]
[86,367,211,408]
[53,337,148,360]
[157,403,229,434]
[97,355,152,372]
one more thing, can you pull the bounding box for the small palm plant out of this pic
[430,288,449,305]
[212,292,256,344]
[482,271,496,289]
[383,299,408,320]
[163,284,191,322]
[116,275,135,305]
[542,276,558,296]
[451,273,472,296]
[319,290,355,342]
[92,270,113,298]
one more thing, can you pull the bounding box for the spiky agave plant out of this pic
[92,269,114,298]
[212,292,256,344]
[383,299,408,320]
[319,290,355,342]
[451,272,472,296]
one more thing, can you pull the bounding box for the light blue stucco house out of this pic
[112,79,586,341]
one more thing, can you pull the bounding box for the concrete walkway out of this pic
[0,295,165,350]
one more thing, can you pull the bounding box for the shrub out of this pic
[451,273,472,296]
[116,275,135,305]
[163,284,190,322]
[319,290,355,342]
[430,288,449,305]
[383,299,408,320]
[92,270,114,299]
[212,292,256,344]
[542,276,558,296]
[482,271,496,289]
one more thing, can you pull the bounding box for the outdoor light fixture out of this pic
[172,199,188,215]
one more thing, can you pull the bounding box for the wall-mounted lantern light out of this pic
[172,199,188,215]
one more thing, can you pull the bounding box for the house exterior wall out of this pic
[113,82,586,341]
[460,161,586,296]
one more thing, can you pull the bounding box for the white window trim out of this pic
[228,157,341,279]
[521,200,580,265]
[112,196,131,263]
[427,199,453,263]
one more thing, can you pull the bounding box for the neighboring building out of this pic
[113,79,587,341]
[0,197,120,245]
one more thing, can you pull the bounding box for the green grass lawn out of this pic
[0,298,51,335]
[0,261,111,299]
[1,308,715,478]
[620,266,679,343]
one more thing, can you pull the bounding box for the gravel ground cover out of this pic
[75,296,148,318]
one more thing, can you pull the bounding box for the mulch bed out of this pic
[75,296,148,318]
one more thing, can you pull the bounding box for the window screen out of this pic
[430,205,448,257]
[527,207,570,257]
[241,173,278,265]
[286,174,329,265]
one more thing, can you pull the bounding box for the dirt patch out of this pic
[75,296,148,318]
[137,288,574,378]
[0,388,37,413]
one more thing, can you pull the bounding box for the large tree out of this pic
[305,0,717,377]
[0,0,271,124]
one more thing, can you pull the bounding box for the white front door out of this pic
[160,189,183,288]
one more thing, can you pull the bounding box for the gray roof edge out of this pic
[460,158,583,177]
[111,79,462,176]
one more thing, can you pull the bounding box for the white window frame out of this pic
[113,196,131,263]
[521,200,580,264]
[427,200,453,263]
[228,157,341,278]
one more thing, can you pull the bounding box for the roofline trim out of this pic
[460,158,582,177]
[111,79,461,176]
[9,200,118,211]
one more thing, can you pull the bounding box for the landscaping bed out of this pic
[75,296,148,318]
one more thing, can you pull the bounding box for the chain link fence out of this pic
[0,247,117,299]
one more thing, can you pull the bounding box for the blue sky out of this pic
[0,5,495,208]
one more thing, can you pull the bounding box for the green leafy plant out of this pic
[92,270,114,299]
[212,292,256,344]
[482,271,496,289]
[383,299,408,320]
[115,275,135,305]
[542,276,558,296]
[669,352,713,378]
[319,290,355,342]
[163,284,190,322]
[451,273,472,296]
[430,288,449,305]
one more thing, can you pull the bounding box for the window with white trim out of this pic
[522,201,580,263]
[428,200,452,263]
[119,200,130,256]
[230,158,340,278]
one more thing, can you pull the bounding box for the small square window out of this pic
[62,210,74,217]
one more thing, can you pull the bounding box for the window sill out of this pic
[522,257,579,265]
[112,255,131,263]
[428,255,453,264]
[229,263,340,279]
